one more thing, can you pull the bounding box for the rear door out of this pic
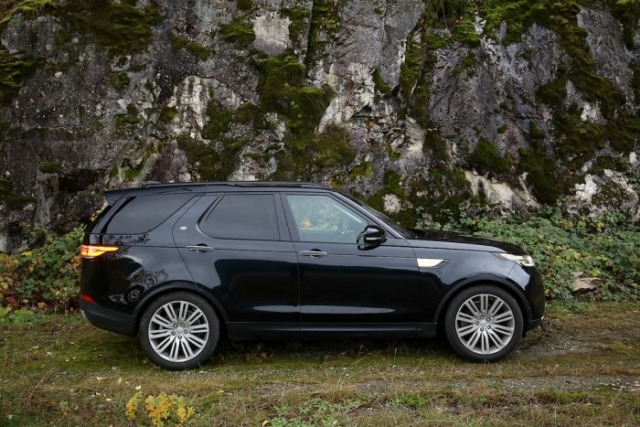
[173,193,300,339]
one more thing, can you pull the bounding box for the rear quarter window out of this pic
[106,194,193,234]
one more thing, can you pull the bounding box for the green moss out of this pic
[423,128,451,167]
[159,106,177,123]
[517,143,563,204]
[38,161,60,174]
[450,15,481,47]
[399,30,425,100]
[107,71,130,92]
[0,0,55,27]
[177,134,246,181]
[305,0,341,66]
[373,7,383,15]
[632,63,640,103]
[608,0,639,49]
[0,48,41,104]
[114,104,140,137]
[220,17,255,48]
[280,7,310,50]
[255,54,333,137]
[55,0,161,59]
[109,166,119,179]
[0,177,34,209]
[203,97,233,140]
[349,161,373,180]
[273,124,354,180]
[235,103,259,125]
[497,124,508,134]
[470,137,512,175]
[236,0,253,11]
[372,68,391,94]
[452,53,478,77]
[169,33,210,61]
[528,121,546,140]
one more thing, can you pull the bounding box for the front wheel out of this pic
[139,292,220,370]
[445,285,523,362]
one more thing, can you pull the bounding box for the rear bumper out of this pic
[80,299,138,336]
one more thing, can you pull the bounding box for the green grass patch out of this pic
[1,304,639,425]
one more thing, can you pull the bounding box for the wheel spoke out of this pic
[463,300,481,317]
[186,309,204,325]
[189,324,210,335]
[487,329,505,349]
[149,329,173,339]
[184,334,206,349]
[488,299,504,317]
[456,312,477,324]
[457,323,478,337]
[465,329,482,349]
[491,324,514,335]
[493,311,514,323]
[155,335,175,354]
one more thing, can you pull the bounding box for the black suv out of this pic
[80,182,545,370]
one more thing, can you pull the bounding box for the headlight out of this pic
[498,253,536,267]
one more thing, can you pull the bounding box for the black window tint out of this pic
[201,194,279,240]
[106,194,193,234]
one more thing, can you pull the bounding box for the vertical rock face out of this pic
[0,0,639,250]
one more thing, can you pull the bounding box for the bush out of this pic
[0,226,84,313]
[417,206,640,301]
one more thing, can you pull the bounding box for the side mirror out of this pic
[359,225,386,246]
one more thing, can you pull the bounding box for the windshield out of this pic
[342,193,416,238]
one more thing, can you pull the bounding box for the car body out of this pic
[79,181,545,370]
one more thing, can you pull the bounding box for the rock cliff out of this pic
[0,0,639,251]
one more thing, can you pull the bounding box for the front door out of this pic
[283,193,421,338]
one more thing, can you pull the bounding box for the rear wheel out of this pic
[139,292,220,370]
[445,285,523,362]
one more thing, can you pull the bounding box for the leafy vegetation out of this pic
[418,205,640,302]
[0,226,83,314]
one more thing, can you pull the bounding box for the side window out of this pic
[286,195,368,243]
[106,194,193,234]
[200,194,279,240]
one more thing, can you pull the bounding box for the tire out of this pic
[139,292,220,370]
[444,285,523,362]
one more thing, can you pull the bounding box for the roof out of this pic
[104,181,329,204]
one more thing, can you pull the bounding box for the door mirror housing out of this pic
[359,225,386,246]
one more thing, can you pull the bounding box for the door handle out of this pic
[186,245,214,252]
[299,250,328,258]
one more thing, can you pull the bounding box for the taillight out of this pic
[80,244,119,259]
[80,293,95,303]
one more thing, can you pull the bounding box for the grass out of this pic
[1,302,639,426]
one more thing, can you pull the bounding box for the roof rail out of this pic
[134,181,327,189]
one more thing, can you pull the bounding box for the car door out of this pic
[173,193,300,340]
[282,193,422,337]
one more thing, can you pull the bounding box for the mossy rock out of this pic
[0,178,34,208]
[55,0,161,59]
[169,33,210,61]
[38,161,61,174]
[220,17,255,48]
[470,137,511,175]
[0,48,41,104]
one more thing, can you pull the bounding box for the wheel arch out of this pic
[435,276,533,335]
[133,281,230,337]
